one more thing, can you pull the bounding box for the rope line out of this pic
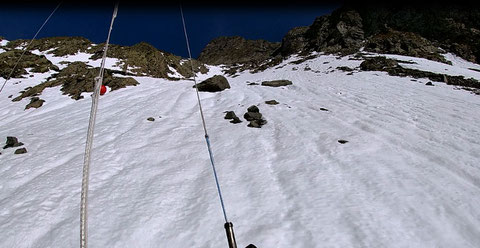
[180,4,229,223]
[0,2,62,94]
[80,3,118,248]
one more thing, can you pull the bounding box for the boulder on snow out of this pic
[247,105,259,113]
[3,136,24,149]
[244,105,267,128]
[224,111,242,124]
[194,75,230,92]
[244,111,263,121]
[265,100,279,105]
[230,116,242,124]
[14,148,28,154]
[247,119,267,128]
[224,111,237,119]
[261,79,292,87]
[25,97,45,110]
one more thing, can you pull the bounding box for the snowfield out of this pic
[1,48,480,248]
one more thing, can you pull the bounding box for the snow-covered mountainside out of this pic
[1,41,480,248]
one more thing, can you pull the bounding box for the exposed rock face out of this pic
[88,42,208,79]
[195,75,231,92]
[5,37,92,57]
[354,3,480,63]
[365,29,449,63]
[322,10,365,54]
[198,3,480,68]
[0,50,59,78]
[279,10,364,56]
[198,36,281,66]
[12,62,139,101]
[277,26,310,56]
[261,80,292,87]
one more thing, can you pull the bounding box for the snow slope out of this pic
[1,50,480,248]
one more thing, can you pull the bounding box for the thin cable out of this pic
[80,3,118,248]
[0,2,62,94]
[180,4,229,223]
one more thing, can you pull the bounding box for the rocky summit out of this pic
[196,2,480,73]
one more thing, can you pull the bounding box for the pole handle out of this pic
[224,222,237,248]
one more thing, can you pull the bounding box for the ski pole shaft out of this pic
[224,222,237,248]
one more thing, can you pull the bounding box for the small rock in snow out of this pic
[14,148,28,154]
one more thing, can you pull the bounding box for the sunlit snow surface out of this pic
[1,48,480,248]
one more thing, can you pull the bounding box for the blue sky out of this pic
[0,2,339,58]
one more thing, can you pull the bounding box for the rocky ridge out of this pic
[197,3,480,75]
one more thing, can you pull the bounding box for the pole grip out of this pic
[224,222,237,248]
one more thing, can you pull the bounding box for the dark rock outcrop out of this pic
[261,80,293,87]
[198,36,280,66]
[278,9,365,57]
[3,136,24,149]
[360,56,480,90]
[364,29,449,63]
[307,10,365,55]
[195,75,230,92]
[0,50,59,79]
[12,62,139,101]
[265,100,279,105]
[88,42,208,79]
[6,37,208,79]
[224,111,237,119]
[25,97,45,109]
[5,37,92,57]
[353,3,480,63]
[277,26,310,56]
[197,3,480,70]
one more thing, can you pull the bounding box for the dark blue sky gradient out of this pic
[0,2,340,58]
